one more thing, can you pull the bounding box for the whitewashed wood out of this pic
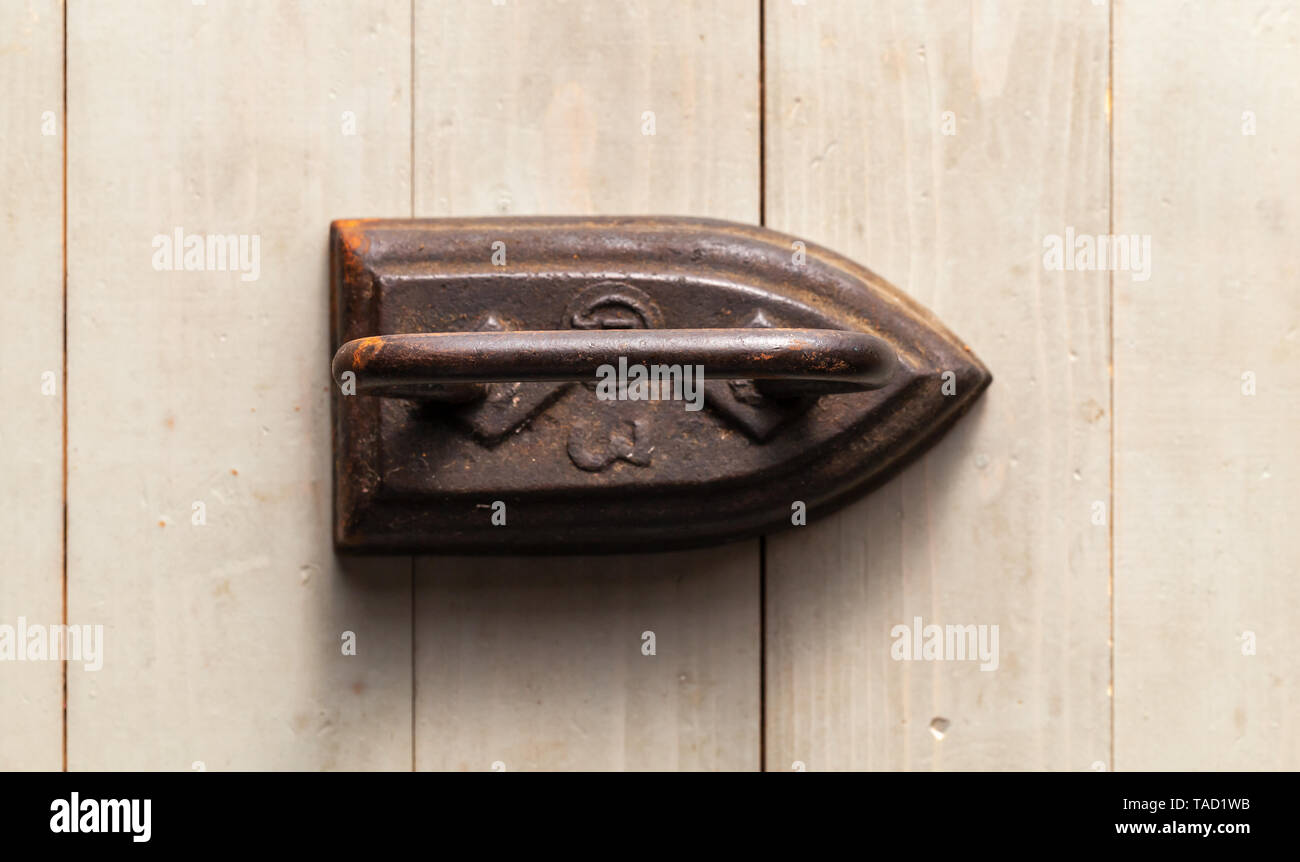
[763,0,1112,770]
[66,0,413,770]
[412,0,762,770]
[1113,0,1300,770]
[413,549,758,771]
[0,0,64,771]
[45,0,1294,774]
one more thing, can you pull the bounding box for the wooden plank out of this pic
[1113,0,1300,769]
[411,0,761,771]
[0,0,64,771]
[66,0,412,770]
[763,0,1111,770]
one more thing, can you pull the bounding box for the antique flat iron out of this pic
[331,217,990,553]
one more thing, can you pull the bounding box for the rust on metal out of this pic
[330,216,991,554]
[332,329,897,393]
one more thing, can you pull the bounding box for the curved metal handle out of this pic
[332,328,897,400]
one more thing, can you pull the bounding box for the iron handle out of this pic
[332,328,897,400]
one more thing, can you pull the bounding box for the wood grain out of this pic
[0,0,64,771]
[411,0,762,771]
[36,0,1298,772]
[762,0,1112,770]
[1113,0,1300,769]
[66,0,413,770]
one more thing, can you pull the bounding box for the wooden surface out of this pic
[2,0,1294,771]
[763,0,1112,770]
[1112,0,1300,770]
[0,0,64,771]
[65,0,413,770]
[410,0,761,771]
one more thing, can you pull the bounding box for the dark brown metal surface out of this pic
[333,328,896,395]
[330,216,992,554]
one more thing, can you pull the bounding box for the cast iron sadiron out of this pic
[330,217,990,554]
